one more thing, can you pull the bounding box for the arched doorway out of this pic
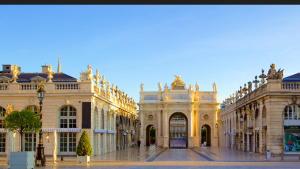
[201,124,211,147]
[146,125,156,146]
[169,112,188,148]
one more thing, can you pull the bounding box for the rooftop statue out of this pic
[140,83,144,92]
[171,75,185,90]
[259,69,267,84]
[267,64,284,80]
[158,82,162,91]
[195,82,199,91]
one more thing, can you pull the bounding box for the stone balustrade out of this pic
[55,83,79,90]
[282,82,300,90]
[0,84,8,90]
[20,83,37,90]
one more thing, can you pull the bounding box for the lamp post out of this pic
[35,83,46,166]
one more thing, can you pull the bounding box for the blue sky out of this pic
[1,6,300,102]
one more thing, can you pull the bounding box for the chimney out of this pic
[42,65,51,73]
[2,64,21,73]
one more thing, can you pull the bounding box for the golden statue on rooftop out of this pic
[171,75,185,90]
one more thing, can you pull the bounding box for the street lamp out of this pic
[35,83,46,166]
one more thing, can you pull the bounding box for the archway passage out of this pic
[169,112,188,148]
[201,124,211,147]
[146,125,156,146]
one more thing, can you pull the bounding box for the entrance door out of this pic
[169,113,188,148]
[201,125,211,146]
[146,125,156,146]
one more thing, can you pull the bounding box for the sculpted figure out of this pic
[195,82,199,91]
[239,86,243,97]
[87,65,93,80]
[253,76,259,89]
[277,68,284,79]
[235,91,239,100]
[248,81,252,92]
[171,75,185,89]
[267,64,277,79]
[46,65,53,82]
[11,65,20,82]
[259,69,267,84]
[243,83,248,95]
[94,69,101,85]
[140,83,144,91]
[158,82,162,91]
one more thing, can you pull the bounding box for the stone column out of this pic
[194,110,200,147]
[140,110,145,147]
[163,111,168,148]
[53,130,57,163]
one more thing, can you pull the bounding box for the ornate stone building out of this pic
[0,63,137,158]
[139,76,219,148]
[220,64,300,155]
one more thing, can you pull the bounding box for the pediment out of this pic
[30,76,46,82]
[0,76,11,83]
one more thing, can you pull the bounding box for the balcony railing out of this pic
[0,84,8,90]
[20,83,37,90]
[282,82,300,90]
[55,83,79,90]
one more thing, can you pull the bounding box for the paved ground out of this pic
[92,145,165,161]
[154,149,209,161]
[1,147,300,168]
[31,162,300,169]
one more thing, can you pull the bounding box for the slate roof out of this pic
[283,73,300,82]
[0,72,77,83]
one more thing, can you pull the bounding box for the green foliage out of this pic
[4,110,41,151]
[76,131,92,156]
[4,110,41,133]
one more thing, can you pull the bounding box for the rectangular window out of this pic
[0,133,5,152]
[60,133,68,152]
[60,119,68,128]
[69,119,76,128]
[69,133,76,152]
[24,133,36,151]
[59,133,76,153]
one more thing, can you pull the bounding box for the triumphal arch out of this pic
[139,76,220,148]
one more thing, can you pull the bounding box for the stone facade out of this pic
[0,63,138,158]
[220,64,300,155]
[139,76,219,148]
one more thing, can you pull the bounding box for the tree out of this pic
[76,131,92,156]
[4,110,41,151]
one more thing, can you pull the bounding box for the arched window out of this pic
[255,109,259,119]
[101,109,105,129]
[262,106,266,119]
[25,105,38,114]
[60,105,76,128]
[0,107,6,152]
[59,105,77,154]
[284,104,300,120]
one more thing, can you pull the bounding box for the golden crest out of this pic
[171,75,185,90]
